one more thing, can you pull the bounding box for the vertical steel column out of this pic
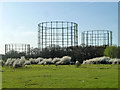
[29,44,31,54]
[76,24,78,46]
[97,30,99,46]
[56,21,58,46]
[38,24,40,49]
[22,44,23,52]
[74,23,76,46]
[107,31,109,46]
[53,23,54,47]
[90,33,91,45]
[92,30,93,46]
[27,44,28,54]
[103,31,106,45]
[45,22,47,48]
[27,44,30,54]
[95,33,96,46]
[25,44,26,54]
[42,23,43,50]
[62,21,64,47]
[86,31,88,46]
[5,44,7,54]
[71,22,73,46]
[12,44,13,51]
[81,32,84,45]
[51,22,52,47]
[9,44,11,52]
[110,31,112,46]
[67,22,68,47]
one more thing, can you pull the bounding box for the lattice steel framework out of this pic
[5,44,30,54]
[38,21,78,50]
[81,30,112,46]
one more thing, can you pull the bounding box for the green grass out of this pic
[2,64,118,88]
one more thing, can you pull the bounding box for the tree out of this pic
[118,46,120,58]
[104,46,118,58]
[5,50,20,58]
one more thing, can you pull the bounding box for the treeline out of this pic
[3,45,107,63]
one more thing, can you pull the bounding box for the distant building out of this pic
[5,44,30,55]
[38,21,78,51]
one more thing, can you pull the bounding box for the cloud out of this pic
[0,0,119,2]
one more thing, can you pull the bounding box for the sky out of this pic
[0,2,118,54]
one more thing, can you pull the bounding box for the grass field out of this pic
[2,64,118,88]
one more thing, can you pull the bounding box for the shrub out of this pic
[82,56,110,64]
[75,61,80,68]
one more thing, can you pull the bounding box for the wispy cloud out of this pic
[0,0,119,2]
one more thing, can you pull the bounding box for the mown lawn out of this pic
[2,64,118,88]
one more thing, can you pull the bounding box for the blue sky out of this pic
[0,2,118,54]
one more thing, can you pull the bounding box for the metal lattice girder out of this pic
[38,21,78,51]
[81,30,112,46]
[5,43,30,54]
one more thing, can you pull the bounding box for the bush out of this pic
[75,61,80,68]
